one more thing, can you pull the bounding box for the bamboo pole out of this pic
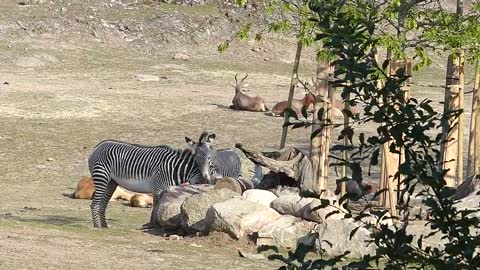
[279,42,303,149]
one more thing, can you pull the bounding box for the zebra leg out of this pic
[90,167,116,228]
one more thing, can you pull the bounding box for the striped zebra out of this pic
[88,140,206,228]
[185,132,242,183]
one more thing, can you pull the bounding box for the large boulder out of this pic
[206,197,281,239]
[315,219,376,259]
[242,189,277,207]
[270,194,314,217]
[256,215,317,250]
[303,199,345,223]
[156,184,214,229]
[180,188,240,233]
[270,192,344,223]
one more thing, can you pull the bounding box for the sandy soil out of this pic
[0,0,476,269]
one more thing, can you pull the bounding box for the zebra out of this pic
[185,132,242,183]
[88,140,206,229]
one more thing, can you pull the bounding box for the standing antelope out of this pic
[230,74,268,112]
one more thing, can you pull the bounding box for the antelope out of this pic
[230,74,268,112]
[271,81,315,117]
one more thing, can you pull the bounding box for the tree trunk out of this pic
[474,61,480,175]
[310,60,333,193]
[441,55,461,187]
[468,59,480,176]
[279,42,303,149]
[457,51,465,186]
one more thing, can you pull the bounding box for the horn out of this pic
[241,74,249,83]
[234,73,239,85]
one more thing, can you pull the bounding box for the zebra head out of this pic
[185,132,218,184]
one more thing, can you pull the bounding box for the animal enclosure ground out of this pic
[0,1,476,269]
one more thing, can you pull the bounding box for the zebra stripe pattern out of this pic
[186,132,242,183]
[88,140,204,228]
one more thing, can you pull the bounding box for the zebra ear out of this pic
[185,137,196,147]
[206,134,216,144]
[199,132,209,144]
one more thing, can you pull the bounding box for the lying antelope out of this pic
[271,81,315,117]
[230,74,268,112]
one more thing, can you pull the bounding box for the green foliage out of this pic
[277,0,480,268]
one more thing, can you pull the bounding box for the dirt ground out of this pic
[0,0,476,269]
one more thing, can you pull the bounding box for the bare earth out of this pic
[0,0,475,269]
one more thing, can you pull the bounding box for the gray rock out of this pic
[256,215,317,249]
[270,194,314,217]
[315,219,376,259]
[156,184,214,229]
[15,57,45,68]
[172,53,190,61]
[270,192,344,223]
[134,73,160,82]
[241,189,277,207]
[303,199,345,223]
[206,197,281,239]
[180,188,240,232]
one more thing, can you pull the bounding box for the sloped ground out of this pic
[0,0,475,269]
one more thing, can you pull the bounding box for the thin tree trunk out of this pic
[474,61,480,175]
[441,55,461,187]
[279,42,303,149]
[466,60,479,176]
[310,60,333,193]
[458,51,465,186]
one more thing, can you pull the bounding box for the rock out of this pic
[256,215,317,249]
[172,53,190,61]
[206,197,281,239]
[270,192,344,223]
[180,188,240,232]
[134,73,160,82]
[46,157,55,161]
[270,194,314,217]
[359,209,394,228]
[405,221,446,249]
[303,199,345,223]
[315,219,376,259]
[242,189,277,207]
[454,175,480,200]
[15,57,45,68]
[214,177,243,194]
[156,184,214,229]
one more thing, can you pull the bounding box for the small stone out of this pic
[251,47,261,52]
[263,58,269,61]
[172,53,190,61]
[167,234,182,240]
[3,82,9,85]
[46,157,55,161]
[189,243,203,248]
[134,74,160,82]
